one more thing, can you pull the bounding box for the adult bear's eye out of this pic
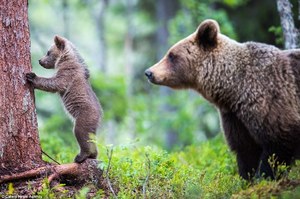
[47,51,51,56]
[168,52,176,63]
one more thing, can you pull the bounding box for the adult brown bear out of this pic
[145,19,300,179]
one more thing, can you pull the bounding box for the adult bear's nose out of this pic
[145,70,153,80]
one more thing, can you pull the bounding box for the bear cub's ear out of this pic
[54,35,66,50]
[196,19,220,50]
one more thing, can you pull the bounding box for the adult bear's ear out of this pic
[196,19,220,50]
[54,35,66,50]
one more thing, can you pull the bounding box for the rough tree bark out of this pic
[277,0,299,49]
[0,0,44,175]
[0,1,106,196]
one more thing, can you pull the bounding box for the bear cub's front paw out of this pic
[26,72,36,83]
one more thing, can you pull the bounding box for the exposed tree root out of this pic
[0,159,103,187]
[0,164,52,184]
[47,163,79,184]
[0,159,116,197]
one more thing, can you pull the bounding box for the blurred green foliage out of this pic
[269,26,284,46]
[169,0,237,44]
[91,73,128,122]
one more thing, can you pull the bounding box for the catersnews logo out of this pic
[5,196,42,199]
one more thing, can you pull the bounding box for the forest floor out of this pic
[2,135,300,198]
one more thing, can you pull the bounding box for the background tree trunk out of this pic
[0,0,43,175]
[82,0,109,73]
[277,0,299,49]
[123,0,135,140]
[62,0,70,38]
[125,0,134,97]
[155,0,179,150]
[95,0,108,73]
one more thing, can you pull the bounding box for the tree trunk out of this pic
[62,0,70,38]
[155,0,179,150]
[298,0,300,20]
[277,0,299,49]
[96,0,108,73]
[85,0,109,73]
[125,0,134,97]
[124,0,135,140]
[0,0,44,175]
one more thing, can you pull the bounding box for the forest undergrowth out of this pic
[3,135,300,198]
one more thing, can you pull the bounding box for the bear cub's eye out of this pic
[168,52,177,63]
[47,51,51,56]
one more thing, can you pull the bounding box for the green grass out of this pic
[89,136,300,198]
[3,134,300,198]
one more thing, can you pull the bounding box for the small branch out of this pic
[142,153,151,199]
[105,147,117,198]
[41,150,61,165]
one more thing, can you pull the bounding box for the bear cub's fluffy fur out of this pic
[26,36,102,163]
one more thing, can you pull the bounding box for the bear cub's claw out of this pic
[26,72,36,83]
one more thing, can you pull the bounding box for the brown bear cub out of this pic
[26,36,102,163]
[145,19,300,180]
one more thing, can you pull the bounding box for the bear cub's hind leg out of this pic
[74,118,98,163]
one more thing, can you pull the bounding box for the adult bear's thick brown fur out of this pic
[145,19,300,179]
